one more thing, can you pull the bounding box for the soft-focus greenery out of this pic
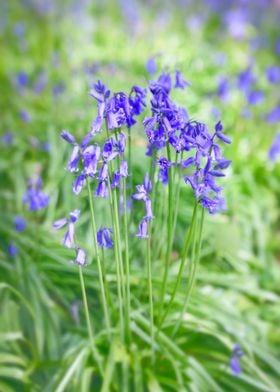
[1,1,280,391]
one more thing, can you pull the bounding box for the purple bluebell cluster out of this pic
[144,72,231,214]
[58,79,147,258]
[23,177,49,211]
[132,173,153,238]
[230,344,244,376]
[61,80,146,198]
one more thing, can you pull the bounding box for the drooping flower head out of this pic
[97,227,113,248]
[53,209,80,249]
[72,248,87,266]
[133,174,154,237]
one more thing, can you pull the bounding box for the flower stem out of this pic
[172,206,205,336]
[78,266,103,375]
[158,143,173,322]
[86,178,111,339]
[122,177,131,344]
[146,221,155,364]
[159,201,198,328]
[108,182,125,341]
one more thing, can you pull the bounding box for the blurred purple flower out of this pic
[146,57,157,74]
[8,243,18,257]
[266,106,280,123]
[20,110,31,123]
[266,66,280,84]
[14,216,26,232]
[23,177,49,211]
[246,90,264,105]
[268,134,280,162]
[230,344,244,376]
[2,132,13,145]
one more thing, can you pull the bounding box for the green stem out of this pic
[146,220,155,365]
[158,143,173,321]
[101,248,113,312]
[105,124,125,341]
[86,178,111,339]
[78,266,103,375]
[128,127,132,191]
[159,201,198,328]
[107,182,125,341]
[123,177,131,344]
[172,206,205,336]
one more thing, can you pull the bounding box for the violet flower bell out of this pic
[53,209,80,249]
[72,247,87,266]
[97,227,113,248]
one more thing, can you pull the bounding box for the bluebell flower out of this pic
[237,67,255,93]
[136,218,149,239]
[20,110,31,123]
[23,177,49,211]
[266,66,280,84]
[129,86,147,120]
[2,132,13,145]
[174,70,191,89]
[146,57,157,74]
[154,156,172,185]
[53,209,80,249]
[13,23,25,37]
[133,174,154,236]
[268,134,280,162]
[72,174,86,195]
[132,173,152,202]
[276,39,280,55]
[16,72,29,90]
[266,106,280,123]
[33,72,47,94]
[72,248,87,266]
[97,227,113,248]
[53,83,65,97]
[14,216,26,232]
[246,90,264,105]
[230,344,244,376]
[119,160,128,178]
[8,243,18,257]
[217,76,230,103]
[105,92,133,130]
[95,180,108,198]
